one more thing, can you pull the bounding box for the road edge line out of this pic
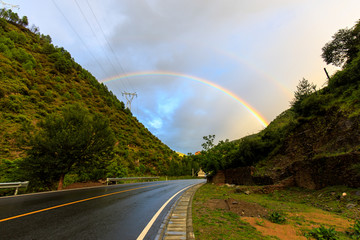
[136,184,194,240]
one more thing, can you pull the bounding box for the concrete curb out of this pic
[157,183,204,240]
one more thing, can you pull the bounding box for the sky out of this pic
[7,0,360,154]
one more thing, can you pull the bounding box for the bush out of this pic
[329,52,360,89]
[7,31,26,44]
[11,48,36,66]
[54,57,73,74]
[0,159,22,183]
[268,211,286,224]
[0,37,15,49]
[348,219,360,239]
[0,18,7,29]
[306,225,338,240]
[2,95,22,113]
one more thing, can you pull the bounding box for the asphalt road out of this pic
[0,179,205,240]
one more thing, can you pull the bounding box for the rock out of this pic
[225,184,235,187]
[346,203,357,209]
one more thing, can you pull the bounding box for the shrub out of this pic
[306,225,338,240]
[0,18,7,29]
[54,57,73,74]
[11,48,36,66]
[268,211,286,224]
[7,31,26,44]
[348,219,360,239]
[0,42,8,52]
[0,87,4,98]
[2,95,22,113]
[0,37,14,49]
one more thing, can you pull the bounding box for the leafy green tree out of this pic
[322,20,360,67]
[20,16,28,27]
[201,135,215,151]
[21,104,115,190]
[290,78,316,113]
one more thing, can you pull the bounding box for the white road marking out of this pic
[136,184,195,240]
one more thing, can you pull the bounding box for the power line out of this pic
[51,0,109,77]
[73,0,128,92]
[86,0,135,93]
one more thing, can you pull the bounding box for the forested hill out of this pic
[0,10,188,189]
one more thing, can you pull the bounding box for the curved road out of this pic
[0,179,205,240]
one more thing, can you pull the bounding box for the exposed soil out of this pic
[243,217,307,240]
[289,211,352,232]
[204,197,353,240]
[204,198,268,218]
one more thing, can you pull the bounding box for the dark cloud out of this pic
[14,0,360,153]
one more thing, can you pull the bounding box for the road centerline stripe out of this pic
[136,183,196,240]
[0,183,164,223]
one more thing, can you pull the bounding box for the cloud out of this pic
[13,0,360,153]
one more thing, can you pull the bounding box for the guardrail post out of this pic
[0,181,29,196]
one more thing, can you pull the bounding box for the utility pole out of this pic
[324,68,331,81]
[122,92,137,111]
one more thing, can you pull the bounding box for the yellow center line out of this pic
[0,183,164,223]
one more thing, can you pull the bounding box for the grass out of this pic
[192,184,359,240]
[192,184,276,240]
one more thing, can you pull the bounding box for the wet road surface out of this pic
[0,179,205,240]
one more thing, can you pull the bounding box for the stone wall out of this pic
[292,153,360,189]
[208,167,259,185]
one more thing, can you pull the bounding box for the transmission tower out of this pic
[122,92,137,111]
[0,1,20,10]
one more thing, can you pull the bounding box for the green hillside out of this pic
[0,10,192,191]
[193,19,360,189]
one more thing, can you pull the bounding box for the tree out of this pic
[22,104,115,190]
[290,78,316,110]
[322,20,360,67]
[21,16,28,27]
[201,135,215,151]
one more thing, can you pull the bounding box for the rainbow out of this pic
[100,71,269,127]
[213,49,294,99]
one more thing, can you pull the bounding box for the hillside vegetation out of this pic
[0,10,197,192]
[190,19,360,189]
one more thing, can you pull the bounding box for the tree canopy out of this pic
[322,19,360,67]
[290,78,317,114]
[21,104,116,190]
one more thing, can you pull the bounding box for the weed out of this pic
[347,219,360,239]
[306,225,338,240]
[256,219,265,226]
[268,211,286,224]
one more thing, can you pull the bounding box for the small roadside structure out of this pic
[197,169,206,178]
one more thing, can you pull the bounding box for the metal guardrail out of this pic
[106,177,159,185]
[0,181,29,195]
